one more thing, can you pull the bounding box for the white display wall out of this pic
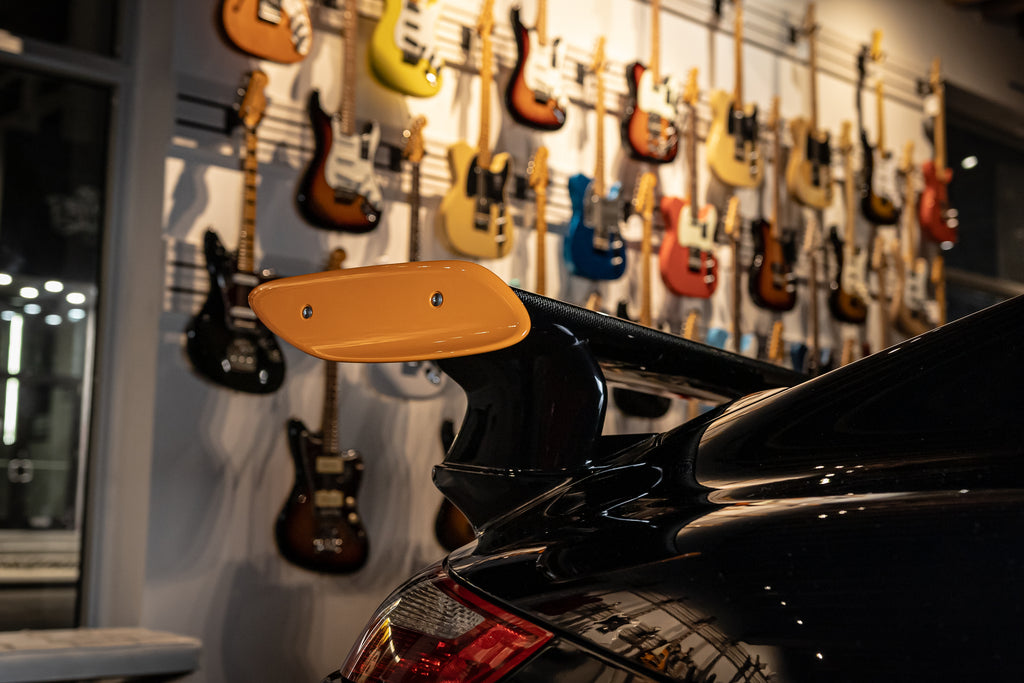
[137,0,1024,680]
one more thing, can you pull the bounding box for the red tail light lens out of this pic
[340,566,552,682]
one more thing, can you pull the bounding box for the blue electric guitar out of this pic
[564,38,626,281]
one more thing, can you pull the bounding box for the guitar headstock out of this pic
[528,146,549,194]
[327,247,347,271]
[403,115,428,164]
[899,140,915,174]
[633,172,658,220]
[768,319,784,363]
[476,0,495,38]
[723,195,740,238]
[768,96,780,130]
[929,56,942,95]
[839,120,852,153]
[590,36,607,74]
[683,68,699,107]
[237,69,269,132]
[800,2,817,38]
[682,309,699,342]
[870,29,884,62]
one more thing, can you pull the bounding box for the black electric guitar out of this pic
[275,248,369,574]
[185,70,285,394]
[857,31,899,226]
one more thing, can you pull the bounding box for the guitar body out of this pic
[658,196,718,298]
[748,218,796,312]
[622,62,679,164]
[706,90,763,188]
[896,258,933,337]
[564,173,626,281]
[220,0,312,64]
[437,142,515,259]
[275,418,369,574]
[786,118,833,209]
[827,226,869,325]
[860,134,899,225]
[367,0,443,98]
[296,91,382,233]
[185,229,285,394]
[919,161,957,244]
[505,6,567,131]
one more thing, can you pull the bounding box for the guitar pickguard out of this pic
[636,70,680,123]
[465,156,511,237]
[521,29,567,108]
[325,118,382,212]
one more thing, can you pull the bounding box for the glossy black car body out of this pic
[325,283,1024,682]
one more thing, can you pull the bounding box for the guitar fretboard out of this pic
[593,60,606,198]
[476,8,494,169]
[340,1,358,137]
[321,360,340,455]
[408,162,421,262]
[237,129,259,275]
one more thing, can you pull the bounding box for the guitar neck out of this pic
[771,120,781,238]
[934,82,946,175]
[237,128,258,274]
[875,80,886,154]
[809,28,819,131]
[641,213,652,327]
[321,360,340,454]
[536,191,547,296]
[687,102,698,204]
[733,0,743,104]
[477,26,494,168]
[536,0,548,46]
[649,0,660,82]
[340,1,358,137]
[593,66,606,197]
[844,146,855,243]
[408,162,421,262]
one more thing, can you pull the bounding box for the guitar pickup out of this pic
[314,490,344,508]
[315,457,345,474]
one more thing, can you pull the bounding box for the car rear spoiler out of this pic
[251,261,806,531]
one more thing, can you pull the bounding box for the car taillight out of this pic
[339,566,552,683]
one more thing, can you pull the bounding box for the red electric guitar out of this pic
[918,58,957,245]
[659,69,718,299]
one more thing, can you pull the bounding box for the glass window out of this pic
[0,1,119,57]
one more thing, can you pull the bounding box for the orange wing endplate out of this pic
[249,260,532,362]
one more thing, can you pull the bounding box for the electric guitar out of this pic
[786,3,833,210]
[437,0,514,259]
[856,31,899,226]
[368,0,444,98]
[621,0,679,164]
[275,248,369,574]
[706,197,756,356]
[871,231,898,352]
[506,0,567,131]
[296,1,383,232]
[565,38,627,281]
[706,0,763,188]
[749,97,798,312]
[186,71,285,395]
[827,121,869,325]
[368,116,447,399]
[220,0,312,64]
[919,58,957,245]
[895,141,934,337]
[613,172,672,418]
[529,146,551,295]
[659,68,718,298]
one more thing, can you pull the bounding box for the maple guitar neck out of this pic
[593,57,607,197]
[771,113,781,239]
[641,207,652,328]
[477,13,494,168]
[237,128,259,274]
[687,98,698,204]
[733,0,743,104]
[933,61,946,177]
[649,0,661,82]
[340,1,358,137]
[535,0,547,45]
[808,15,819,132]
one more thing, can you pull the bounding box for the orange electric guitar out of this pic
[707,0,764,188]
[220,0,312,64]
[437,0,515,259]
[918,58,957,245]
[659,69,719,299]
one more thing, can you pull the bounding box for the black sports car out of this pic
[251,260,1024,682]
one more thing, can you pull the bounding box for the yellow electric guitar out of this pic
[437,0,514,260]
[707,0,764,188]
[786,2,833,210]
[368,0,444,98]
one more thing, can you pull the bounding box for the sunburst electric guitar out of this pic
[565,38,626,281]
[275,248,369,574]
[707,0,763,188]
[786,3,833,210]
[185,70,285,395]
[220,0,312,64]
[437,0,514,259]
[659,69,718,298]
[622,0,679,164]
[506,0,567,130]
[749,97,797,312]
[919,58,957,245]
[368,0,444,98]
[369,116,447,399]
[296,1,383,232]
